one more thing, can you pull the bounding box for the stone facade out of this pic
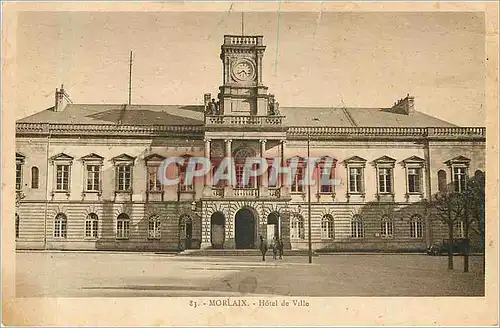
[14,34,486,252]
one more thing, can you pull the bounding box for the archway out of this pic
[266,212,280,244]
[235,208,256,249]
[210,212,225,249]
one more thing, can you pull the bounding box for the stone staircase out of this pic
[177,249,317,257]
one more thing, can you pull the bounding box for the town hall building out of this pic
[15,34,486,252]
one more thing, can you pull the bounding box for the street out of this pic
[16,251,484,297]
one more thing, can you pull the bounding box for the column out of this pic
[225,139,233,188]
[280,139,289,197]
[257,53,263,85]
[260,139,268,187]
[204,138,211,187]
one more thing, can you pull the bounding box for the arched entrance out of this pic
[266,212,280,244]
[235,208,256,249]
[210,212,225,249]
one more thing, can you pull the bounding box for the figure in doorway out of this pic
[259,234,268,261]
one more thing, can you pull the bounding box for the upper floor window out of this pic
[289,157,305,193]
[112,154,136,193]
[54,213,67,238]
[179,156,195,192]
[318,156,337,194]
[403,156,425,196]
[144,154,165,193]
[344,156,366,195]
[374,156,396,195]
[437,170,447,193]
[31,166,39,189]
[81,153,104,193]
[16,153,25,191]
[234,148,257,189]
[321,214,334,239]
[50,153,73,193]
[445,156,470,193]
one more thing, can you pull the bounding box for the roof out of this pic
[281,107,456,127]
[17,104,205,125]
[17,103,456,128]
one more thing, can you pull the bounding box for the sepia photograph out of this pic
[2,1,498,326]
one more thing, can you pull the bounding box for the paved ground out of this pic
[16,251,484,297]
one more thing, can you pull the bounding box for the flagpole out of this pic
[307,132,312,264]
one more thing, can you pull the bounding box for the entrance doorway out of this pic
[235,208,256,249]
[210,212,225,249]
[267,212,280,244]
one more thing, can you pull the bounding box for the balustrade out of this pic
[233,188,259,197]
[205,115,284,126]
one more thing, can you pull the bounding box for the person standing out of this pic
[271,236,278,260]
[278,237,284,259]
[259,234,268,261]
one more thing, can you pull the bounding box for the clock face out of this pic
[232,60,255,82]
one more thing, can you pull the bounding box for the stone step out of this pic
[177,249,318,257]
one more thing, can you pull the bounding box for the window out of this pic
[85,213,98,238]
[378,168,393,193]
[380,215,393,238]
[349,167,363,193]
[344,156,366,195]
[16,163,23,191]
[455,220,464,238]
[321,214,334,239]
[178,164,194,192]
[290,214,305,239]
[15,214,20,239]
[351,215,364,238]
[31,167,39,189]
[453,167,467,192]
[407,168,422,193]
[318,157,336,193]
[86,165,101,191]
[291,166,304,192]
[54,213,67,238]
[116,213,130,239]
[16,153,25,191]
[148,166,162,192]
[437,170,447,193]
[56,165,70,191]
[234,148,257,189]
[148,215,161,239]
[116,165,132,191]
[179,214,192,239]
[410,215,424,239]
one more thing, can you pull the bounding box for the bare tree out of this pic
[432,191,465,270]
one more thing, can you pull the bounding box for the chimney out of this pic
[390,94,415,115]
[54,84,72,112]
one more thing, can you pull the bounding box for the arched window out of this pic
[31,166,39,189]
[290,213,305,239]
[15,213,20,239]
[437,170,447,193]
[380,215,393,238]
[85,213,98,238]
[234,147,257,188]
[410,215,424,238]
[116,213,130,239]
[54,213,67,238]
[351,214,364,238]
[148,215,161,239]
[321,214,334,239]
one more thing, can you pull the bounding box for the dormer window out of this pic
[445,156,470,193]
[112,154,135,193]
[50,153,73,194]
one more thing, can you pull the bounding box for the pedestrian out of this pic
[271,236,278,260]
[278,237,284,259]
[259,234,268,261]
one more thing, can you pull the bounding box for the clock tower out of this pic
[218,35,270,116]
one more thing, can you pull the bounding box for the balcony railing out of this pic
[223,35,263,46]
[268,187,281,199]
[233,188,259,197]
[205,115,284,126]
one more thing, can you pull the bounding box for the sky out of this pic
[15,10,485,126]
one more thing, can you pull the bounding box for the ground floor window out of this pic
[321,214,334,239]
[85,213,98,238]
[351,215,364,238]
[148,215,161,239]
[410,215,424,238]
[290,214,305,239]
[54,213,67,238]
[454,220,464,238]
[380,215,393,238]
[116,213,130,239]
